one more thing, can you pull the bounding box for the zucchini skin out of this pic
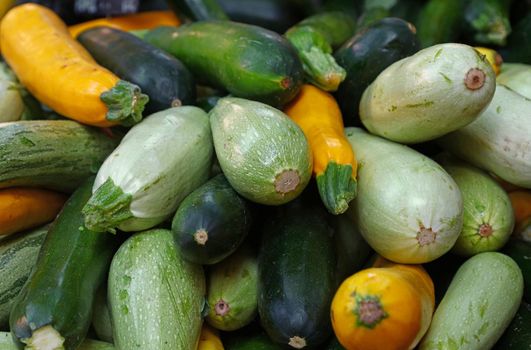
[144,22,304,107]
[0,120,120,193]
[494,302,531,350]
[415,0,463,48]
[167,0,229,21]
[9,178,121,350]
[502,239,531,303]
[77,27,195,114]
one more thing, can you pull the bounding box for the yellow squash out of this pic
[284,84,357,214]
[475,47,503,75]
[331,258,435,350]
[197,324,224,350]
[0,3,148,127]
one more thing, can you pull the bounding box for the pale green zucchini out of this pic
[83,106,213,233]
[345,127,463,264]
[92,285,113,343]
[109,229,205,350]
[438,84,531,189]
[0,62,24,122]
[0,332,115,350]
[497,63,531,99]
[360,43,496,143]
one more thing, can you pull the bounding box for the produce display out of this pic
[0,1,529,350]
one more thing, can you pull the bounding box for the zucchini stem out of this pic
[288,336,307,349]
[316,162,357,215]
[22,325,65,350]
[100,80,149,127]
[274,170,300,195]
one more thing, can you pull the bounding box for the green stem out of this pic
[100,80,149,127]
[316,162,357,215]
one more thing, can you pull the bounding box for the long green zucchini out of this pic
[0,332,115,350]
[91,285,113,343]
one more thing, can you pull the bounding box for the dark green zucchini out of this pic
[223,330,284,350]
[415,0,463,48]
[285,11,356,91]
[501,13,531,64]
[143,21,304,107]
[9,178,121,350]
[494,302,531,350]
[258,199,336,348]
[334,17,420,126]
[77,26,195,114]
[463,0,512,46]
[172,174,252,265]
[502,239,531,303]
[166,0,229,21]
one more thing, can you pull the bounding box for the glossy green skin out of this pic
[420,252,524,350]
[334,18,419,126]
[144,22,303,107]
[9,178,120,350]
[223,332,283,350]
[415,0,463,48]
[502,239,531,303]
[494,302,531,350]
[209,97,312,205]
[463,0,512,46]
[172,174,252,265]
[109,229,205,350]
[0,225,47,330]
[167,0,229,20]
[501,13,531,64]
[0,332,115,350]
[91,285,113,343]
[258,200,335,348]
[0,121,119,193]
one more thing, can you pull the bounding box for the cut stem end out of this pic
[288,336,307,349]
[478,223,493,237]
[22,325,65,350]
[417,226,437,246]
[465,68,486,90]
[214,299,230,316]
[194,229,209,245]
[275,169,300,195]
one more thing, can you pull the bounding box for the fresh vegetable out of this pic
[345,127,463,264]
[78,26,195,114]
[167,0,229,21]
[0,120,119,192]
[143,21,303,107]
[438,84,531,189]
[92,285,113,343]
[440,158,514,256]
[284,11,356,91]
[509,191,531,240]
[331,258,435,350]
[324,337,345,350]
[10,178,120,350]
[415,0,463,48]
[209,97,312,206]
[502,239,531,302]
[108,229,205,350]
[501,13,531,64]
[206,244,258,331]
[258,199,336,348]
[334,17,420,126]
[494,302,531,350]
[0,61,24,122]
[82,106,213,233]
[463,0,512,46]
[223,330,283,350]
[198,324,224,350]
[497,63,531,99]
[68,10,180,38]
[284,84,357,214]
[475,46,503,75]
[0,3,148,127]
[0,0,14,18]
[360,43,496,144]
[354,6,389,32]
[0,332,115,350]
[0,225,47,329]
[0,188,67,239]
[172,174,252,265]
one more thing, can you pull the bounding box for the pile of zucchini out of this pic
[0,0,530,349]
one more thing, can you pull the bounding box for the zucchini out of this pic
[223,330,283,350]
[0,61,24,122]
[143,22,303,107]
[206,244,258,331]
[258,199,336,348]
[438,84,531,189]
[9,178,120,350]
[415,0,463,48]
[420,252,524,350]
[209,97,312,206]
[497,63,531,99]
[284,11,356,91]
[82,106,213,233]
[334,17,419,126]
[463,0,512,46]
[345,127,463,264]
[0,120,119,193]
[360,43,496,144]
[502,239,531,303]
[108,229,205,350]
[501,13,531,64]
[171,174,252,265]
[324,337,345,350]
[0,225,48,330]
[92,284,113,343]
[494,302,531,350]
[77,27,195,114]
[166,0,228,21]
[0,332,115,350]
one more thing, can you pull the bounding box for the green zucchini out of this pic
[415,0,463,48]
[77,27,195,114]
[440,157,514,256]
[494,302,531,350]
[82,106,213,233]
[360,43,496,144]
[438,84,531,189]
[354,6,389,32]
[209,97,311,205]
[334,17,419,126]
[284,11,356,91]
[0,61,24,122]
[258,199,336,348]
[345,127,463,264]
[420,252,524,350]
[166,0,229,21]
[497,63,531,99]
[0,120,119,193]
[171,174,252,265]
[143,22,303,107]
[10,178,120,350]
[0,332,115,350]
[320,0,357,17]
[92,285,113,343]
[0,225,48,330]
[206,244,258,331]
[223,330,283,350]
[108,229,205,350]
[501,13,531,64]
[463,0,512,46]
[502,239,531,303]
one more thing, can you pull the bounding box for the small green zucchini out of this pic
[171,174,252,265]
[345,127,463,264]
[82,106,213,233]
[143,21,303,107]
[0,62,24,122]
[167,0,229,21]
[206,244,258,331]
[360,43,496,144]
[92,285,113,343]
[0,332,115,350]
[502,239,531,303]
[420,252,524,350]
[501,13,531,64]
[415,0,463,48]
[109,229,205,350]
[438,84,531,189]
[497,63,531,99]
[209,97,312,205]
[463,0,512,46]
[494,302,531,350]
[0,120,119,192]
